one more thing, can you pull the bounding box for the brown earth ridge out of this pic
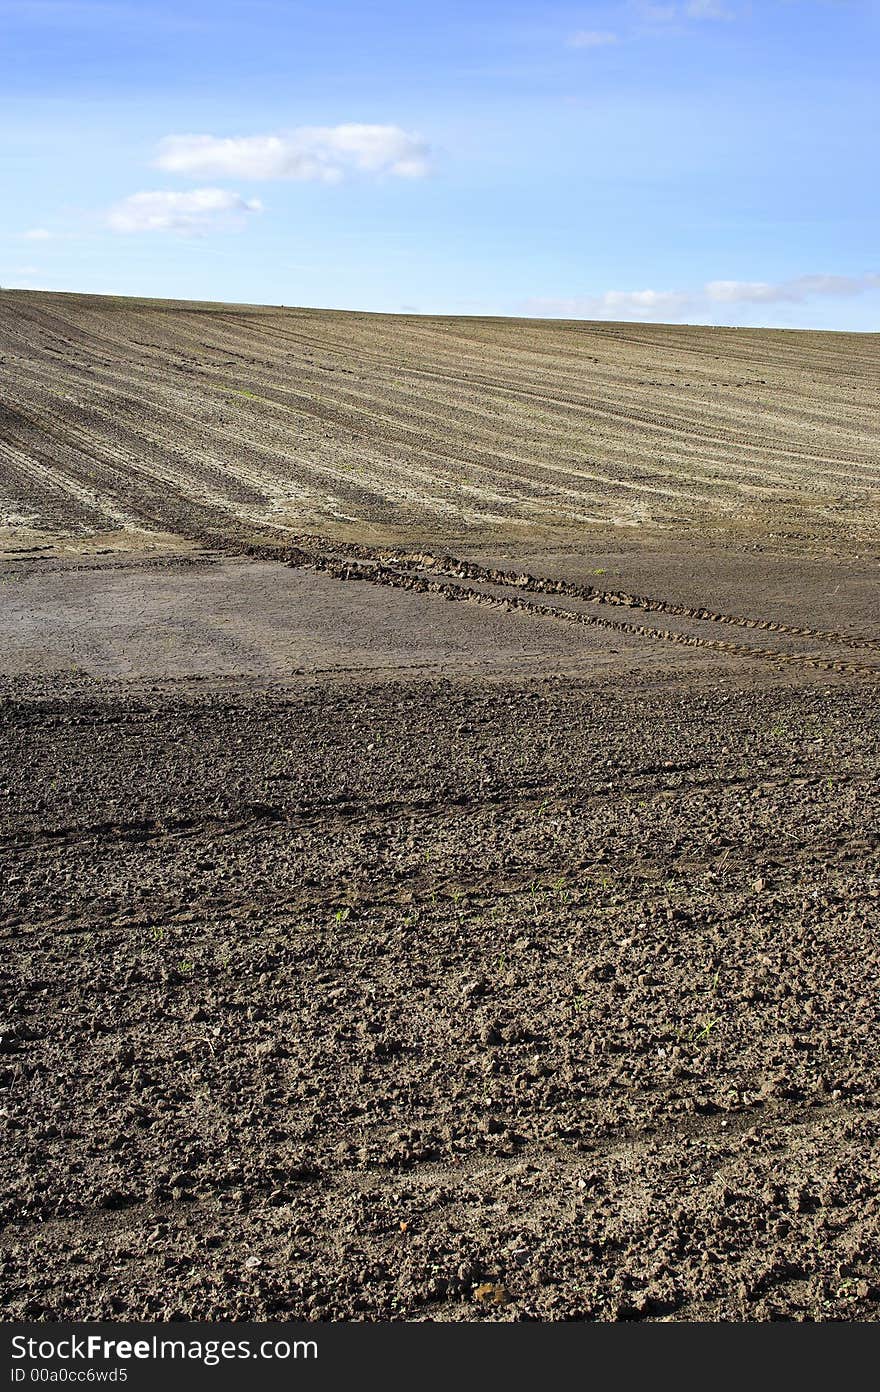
[0,289,878,1321]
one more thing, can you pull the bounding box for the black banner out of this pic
[2,1321,875,1388]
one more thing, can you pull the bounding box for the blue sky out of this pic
[1,0,878,327]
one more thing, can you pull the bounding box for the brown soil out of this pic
[1,288,878,549]
[0,291,878,1322]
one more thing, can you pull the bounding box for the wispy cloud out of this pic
[22,227,53,240]
[634,0,735,24]
[528,288,691,319]
[567,30,619,48]
[573,3,734,51]
[527,273,880,322]
[106,188,262,235]
[636,3,679,21]
[685,0,734,18]
[155,125,431,184]
[706,274,880,303]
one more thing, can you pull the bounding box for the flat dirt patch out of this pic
[0,554,666,682]
[1,291,878,1322]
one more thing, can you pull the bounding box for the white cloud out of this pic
[603,289,689,311]
[155,125,431,184]
[528,289,693,320]
[22,227,53,240]
[527,273,880,322]
[634,1,735,22]
[706,274,880,303]
[568,30,619,48]
[685,0,734,18]
[637,3,679,21]
[106,187,262,235]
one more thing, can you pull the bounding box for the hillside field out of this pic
[1,290,878,1322]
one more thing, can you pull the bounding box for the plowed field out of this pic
[1,290,878,1321]
[2,289,879,548]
